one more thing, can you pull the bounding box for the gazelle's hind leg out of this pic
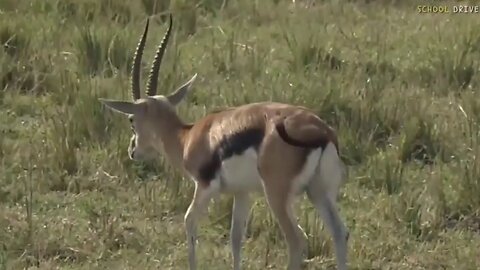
[306,142,348,270]
[258,131,313,269]
[263,183,307,270]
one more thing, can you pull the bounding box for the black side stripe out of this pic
[198,127,265,182]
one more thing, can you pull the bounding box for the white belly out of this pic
[218,148,264,193]
[215,147,323,195]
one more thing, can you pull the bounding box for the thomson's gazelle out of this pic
[99,15,349,270]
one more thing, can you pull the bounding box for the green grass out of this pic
[1,0,480,269]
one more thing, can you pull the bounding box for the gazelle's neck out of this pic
[155,110,191,170]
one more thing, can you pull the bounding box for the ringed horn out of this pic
[130,14,173,101]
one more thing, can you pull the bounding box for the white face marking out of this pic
[219,148,263,193]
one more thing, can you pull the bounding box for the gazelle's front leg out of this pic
[231,193,251,270]
[184,181,219,270]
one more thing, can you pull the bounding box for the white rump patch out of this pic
[317,142,345,201]
[291,148,323,195]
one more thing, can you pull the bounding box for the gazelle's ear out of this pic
[99,98,137,115]
[166,73,198,106]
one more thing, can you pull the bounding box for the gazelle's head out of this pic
[99,15,197,161]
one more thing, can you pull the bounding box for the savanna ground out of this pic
[1,0,480,269]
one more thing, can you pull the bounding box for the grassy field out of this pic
[1,0,480,269]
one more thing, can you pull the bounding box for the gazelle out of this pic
[99,15,349,270]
